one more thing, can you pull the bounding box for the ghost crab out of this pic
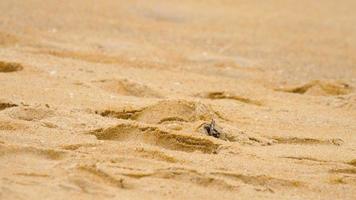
[197,119,226,140]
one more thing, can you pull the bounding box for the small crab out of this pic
[203,119,221,138]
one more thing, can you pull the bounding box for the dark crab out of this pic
[203,119,221,138]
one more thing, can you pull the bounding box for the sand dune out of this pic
[0,0,355,199]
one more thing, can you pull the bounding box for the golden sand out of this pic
[0,0,355,199]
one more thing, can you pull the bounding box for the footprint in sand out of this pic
[94,79,163,98]
[196,91,263,106]
[275,80,353,96]
[7,106,55,121]
[0,145,66,161]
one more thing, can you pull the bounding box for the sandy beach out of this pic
[0,0,355,199]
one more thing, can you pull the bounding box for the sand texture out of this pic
[0,0,356,199]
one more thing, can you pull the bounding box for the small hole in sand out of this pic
[0,61,23,72]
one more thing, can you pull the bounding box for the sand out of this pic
[0,0,355,199]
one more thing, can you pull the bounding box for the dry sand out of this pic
[0,0,356,199]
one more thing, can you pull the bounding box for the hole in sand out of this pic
[95,79,163,98]
[0,61,23,73]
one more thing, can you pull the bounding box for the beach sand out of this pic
[0,0,355,199]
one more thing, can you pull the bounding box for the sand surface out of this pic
[1,0,356,199]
